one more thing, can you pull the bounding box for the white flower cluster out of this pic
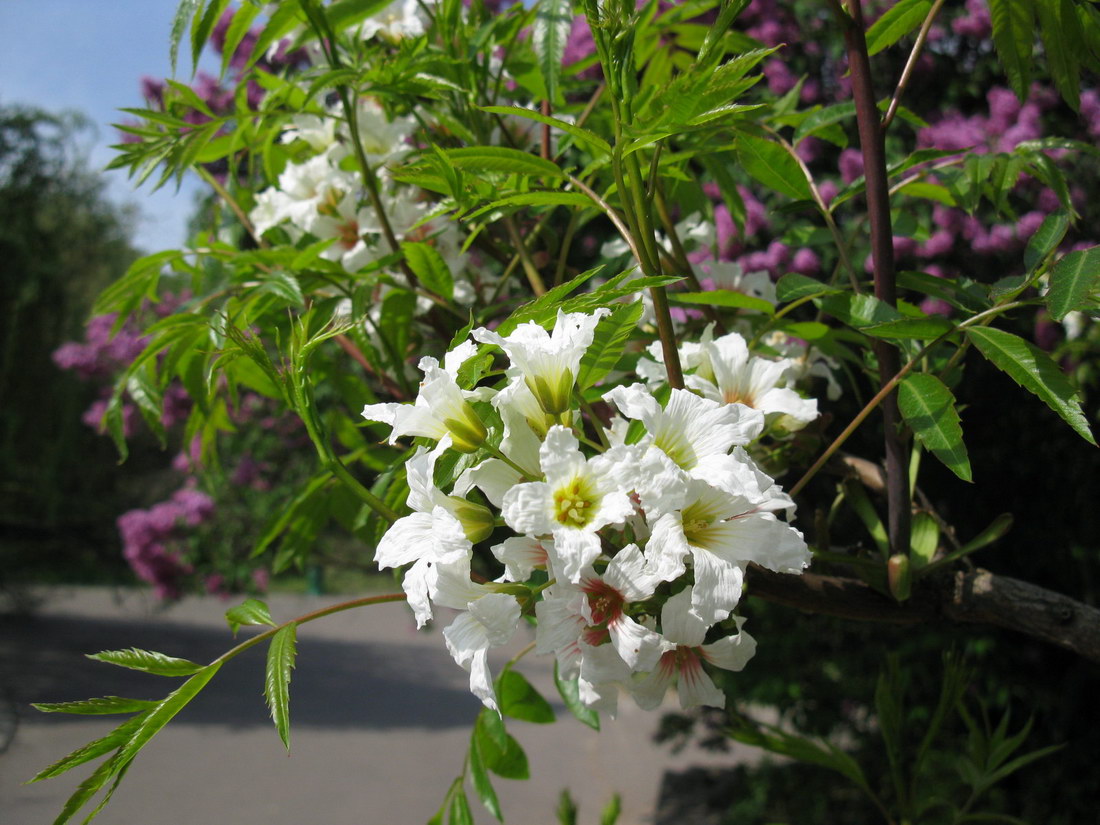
[250,98,468,290]
[362,309,815,715]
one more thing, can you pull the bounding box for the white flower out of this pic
[646,479,809,623]
[501,425,634,581]
[688,331,819,431]
[433,562,522,712]
[631,588,756,711]
[354,0,428,42]
[351,98,415,168]
[362,340,488,452]
[473,309,610,416]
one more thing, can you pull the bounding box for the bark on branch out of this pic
[745,564,1100,663]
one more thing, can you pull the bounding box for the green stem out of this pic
[327,457,400,524]
[210,593,407,667]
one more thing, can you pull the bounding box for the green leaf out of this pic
[843,478,890,557]
[475,711,530,779]
[776,273,842,303]
[497,669,555,724]
[1047,246,1100,321]
[87,648,205,677]
[966,326,1095,444]
[862,316,955,340]
[988,0,1035,99]
[258,269,305,307]
[448,788,474,825]
[468,732,503,821]
[28,714,150,781]
[1023,209,1070,272]
[225,599,277,634]
[818,293,901,328]
[957,513,1014,556]
[600,793,622,825]
[554,662,599,730]
[33,697,159,716]
[670,289,775,315]
[865,0,932,56]
[577,301,644,390]
[170,0,202,74]
[265,624,297,751]
[443,146,563,179]
[111,664,222,778]
[899,374,972,482]
[534,0,572,104]
[467,191,594,220]
[479,105,612,157]
[191,0,231,74]
[403,241,454,300]
[910,511,940,567]
[1035,0,1082,110]
[735,134,811,201]
[219,2,262,78]
[793,101,855,144]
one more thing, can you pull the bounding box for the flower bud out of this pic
[887,554,911,602]
[442,401,487,453]
[526,369,575,417]
[447,496,495,544]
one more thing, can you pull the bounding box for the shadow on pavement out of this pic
[0,612,483,731]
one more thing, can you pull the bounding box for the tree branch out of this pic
[745,564,1100,663]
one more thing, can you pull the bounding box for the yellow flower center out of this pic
[554,476,598,528]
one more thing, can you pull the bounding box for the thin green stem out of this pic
[210,593,407,667]
[327,457,401,524]
[503,215,547,295]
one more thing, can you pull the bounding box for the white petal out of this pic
[551,529,603,583]
[689,548,744,624]
[703,622,757,673]
[469,592,522,647]
[604,544,662,602]
[375,512,435,568]
[456,458,523,509]
[659,587,709,648]
[492,535,550,582]
[644,512,691,582]
[609,614,665,672]
[501,481,554,535]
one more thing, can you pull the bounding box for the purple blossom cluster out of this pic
[116,487,214,599]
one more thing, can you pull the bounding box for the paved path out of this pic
[0,587,747,825]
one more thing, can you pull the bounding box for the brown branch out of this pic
[745,564,1100,663]
[835,0,910,557]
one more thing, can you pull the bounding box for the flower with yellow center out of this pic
[501,425,634,582]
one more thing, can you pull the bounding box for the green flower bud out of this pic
[443,401,487,453]
[447,496,495,544]
[526,369,575,417]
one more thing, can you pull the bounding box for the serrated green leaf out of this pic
[670,290,775,315]
[899,374,972,482]
[1047,246,1100,321]
[111,663,222,775]
[403,241,454,300]
[577,301,643,390]
[554,662,599,730]
[735,134,810,201]
[479,105,612,157]
[988,0,1035,99]
[444,146,563,179]
[1023,209,1070,272]
[87,649,204,677]
[191,0,231,74]
[225,599,276,633]
[265,624,297,750]
[1035,0,1082,110]
[28,714,150,782]
[32,697,159,716]
[259,269,305,307]
[467,191,594,220]
[863,316,955,340]
[170,0,203,74]
[535,0,572,104]
[497,669,555,723]
[776,273,841,303]
[793,101,856,144]
[967,326,1095,444]
[220,2,262,78]
[866,0,932,56]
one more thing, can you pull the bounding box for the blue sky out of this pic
[0,0,209,253]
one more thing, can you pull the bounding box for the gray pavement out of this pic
[0,587,749,825]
